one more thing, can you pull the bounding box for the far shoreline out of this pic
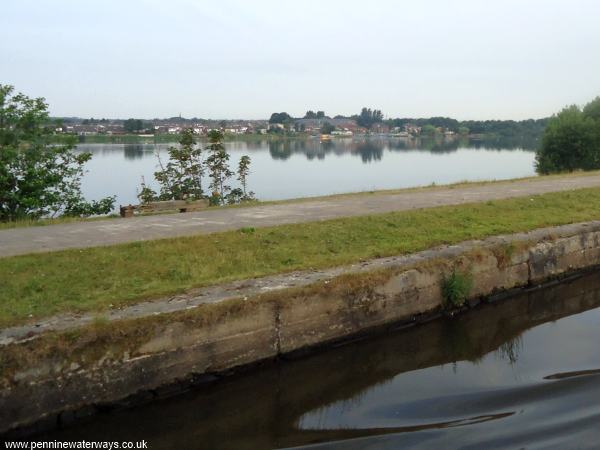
[53,131,536,145]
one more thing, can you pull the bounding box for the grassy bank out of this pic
[0,214,119,231]
[2,187,600,328]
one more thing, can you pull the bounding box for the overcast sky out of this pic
[2,0,600,120]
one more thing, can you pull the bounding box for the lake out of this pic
[74,136,538,207]
[38,269,600,449]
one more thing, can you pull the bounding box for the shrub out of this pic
[442,268,473,308]
[535,100,600,174]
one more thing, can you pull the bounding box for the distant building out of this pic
[294,118,362,134]
[404,124,421,136]
[331,129,353,136]
[370,123,390,134]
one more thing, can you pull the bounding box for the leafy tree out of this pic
[535,104,600,174]
[268,112,293,124]
[0,84,115,221]
[583,96,600,120]
[316,110,325,119]
[123,118,153,133]
[143,129,254,206]
[146,129,204,202]
[304,110,317,119]
[320,122,335,135]
[356,107,383,129]
[235,155,255,202]
[206,130,234,205]
[137,176,157,204]
[123,118,142,133]
[421,124,439,136]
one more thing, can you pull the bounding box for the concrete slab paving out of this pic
[2,174,600,257]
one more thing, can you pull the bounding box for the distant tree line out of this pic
[268,107,550,137]
[303,110,327,119]
[123,118,153,133]
[82,118,110,125]
[386,116,549,137]
[387,116,460,131]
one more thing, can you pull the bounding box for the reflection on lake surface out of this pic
[40,270,600,449]
[75,137,537,207]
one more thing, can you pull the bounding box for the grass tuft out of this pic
[442,268,473,308]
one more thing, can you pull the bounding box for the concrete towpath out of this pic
[2,174,600,258]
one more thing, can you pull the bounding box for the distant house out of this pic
[404,124,421,136]
[391,127,410,137]
[294,118,361,134]
[331,129,353,136]
[370,123,390,134]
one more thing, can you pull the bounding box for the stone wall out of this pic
[2,221,600,435]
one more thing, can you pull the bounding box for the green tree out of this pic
[137,176,157,204]
[268,112,292,124]
[583,96,600,120]
[123,118,142,133]
[206,130,234,205]
[316,110,325,119]
[0,84,115,221]
[304,110,317,119]
[123,118,152,133]
[143,129,254,206]
[320,122,335,135]
[356,107,383,129]
[421,124,439,137]
[235,155,255,202]
[150,129,204,201]
[535,104,600,174]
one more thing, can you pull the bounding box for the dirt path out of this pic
[2,174,600,257]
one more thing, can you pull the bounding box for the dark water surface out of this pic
[38,271,600,449]
[75,137,536,207]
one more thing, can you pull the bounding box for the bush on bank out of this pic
[536,97,600,174]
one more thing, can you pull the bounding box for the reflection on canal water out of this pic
[39,270,600,449]
[75,136,537,207]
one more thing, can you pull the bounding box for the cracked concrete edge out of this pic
[2,220,600,347]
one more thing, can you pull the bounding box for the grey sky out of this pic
[2,0,599,120]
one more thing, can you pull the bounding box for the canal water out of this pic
[39,270,600,449]
[75,136,537,207]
